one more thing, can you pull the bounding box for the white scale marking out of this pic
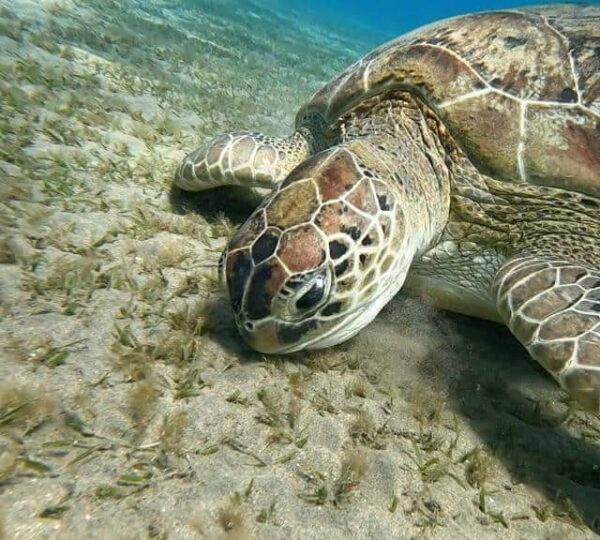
[439,88,492,109]
[541,15,582,104]
[362,59,373,93]
[517,101,528,183]
[419,43,593,112]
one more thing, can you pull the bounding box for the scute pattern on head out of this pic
[265,179,320,228]
[296,5,600,197]
[314,148,361,200]
[223,142,406,351]
[278,225,325,273]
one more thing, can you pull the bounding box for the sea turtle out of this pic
[175,6,600,412]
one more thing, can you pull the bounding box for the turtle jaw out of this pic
[234,265,410,354]
[303,271,408,350]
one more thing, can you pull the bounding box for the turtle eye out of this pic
[296,274,327,311]
[277,268,330,320]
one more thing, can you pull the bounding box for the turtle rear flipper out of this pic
[493,255,600,412]
[176,131,311,192]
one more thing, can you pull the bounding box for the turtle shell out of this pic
[296,6,600,197]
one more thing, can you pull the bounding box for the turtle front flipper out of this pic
[175,131,311,192]
[493,255,600,412]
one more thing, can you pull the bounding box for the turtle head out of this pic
[221,147,412,353]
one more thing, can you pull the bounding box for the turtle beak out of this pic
[237,318,283,353]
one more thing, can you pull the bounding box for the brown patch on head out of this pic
[379,213,394,240]
[314,203,345,235]
[229,211,266,251]
[266,179,319,228]
[333,256,353,278]
[315,149,361,201]
[280,152,326,189]
[226,249,254,313]
[525,106,600,197]
[337,275,357,294]
[313,201,372,239]
[372,180,395,212]
[345,178,378,215]
[277,225,325,273]
[358,252,373,269]
[251,228,280,264]
[360,224,381,249]
[277,319,320,346]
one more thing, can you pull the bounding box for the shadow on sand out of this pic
[168,183,266,360]
[418,310,600,533]
[169,184,262,224]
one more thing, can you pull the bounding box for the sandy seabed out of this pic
[0,1,599,538]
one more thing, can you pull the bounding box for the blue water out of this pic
[267,0,598,42]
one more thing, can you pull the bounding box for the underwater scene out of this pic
[1,0,599,538]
